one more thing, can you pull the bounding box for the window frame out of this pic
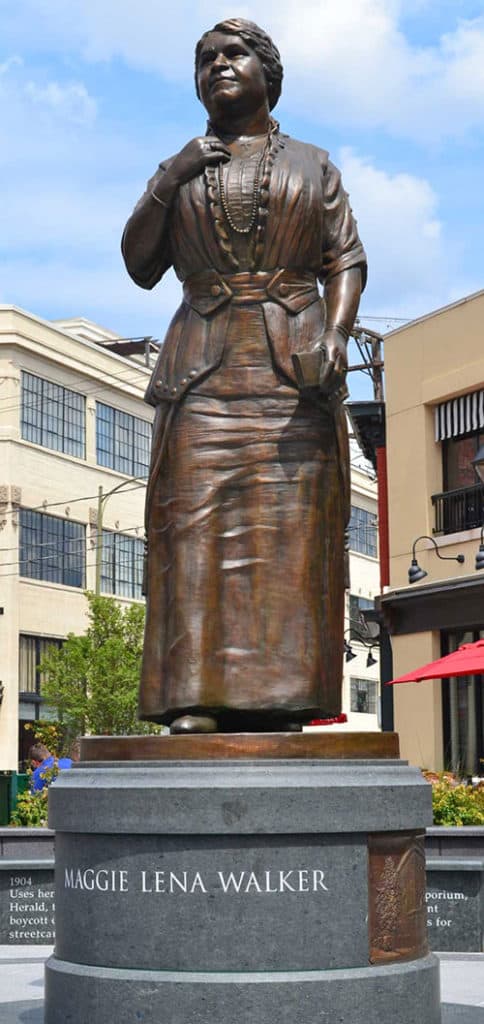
[348,504,377,559]
[349,594,375,641]
[96,401,151,477]
[21,370,86,459]
[101,529,144,600]
[19,634,64,697]
[19,508,86,588]
[350,677,378,715]
[442,429,484,493]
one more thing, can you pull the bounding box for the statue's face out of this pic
[197,31,268,120]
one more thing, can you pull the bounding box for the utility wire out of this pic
[0,481,146,525]
[0,517,146,561]
[0,517,376,569]
[0,336,157,406]
[0,523,146,577]
[0,559,144,581]
[0,354,152,404]
[0,364,154,418]
[0,451,375,528]
[356,315,409,323]
[0,538,144,570]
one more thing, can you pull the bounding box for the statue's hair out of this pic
[195,18,283,111]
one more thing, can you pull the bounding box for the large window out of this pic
[442,628,484,776]
[350,678,378,715]
[433,393,484,534]
[18,634,63,768]
[348,505,377,558]
[19,509,85,587]
[433,430,484,534]
[101,530,144,599]
[96,403,150,477]
[443,431,484,492]
[349,594,375,640]
[21,371,85,458]
[19,634,63,696]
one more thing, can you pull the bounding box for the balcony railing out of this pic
[432,483,484,536]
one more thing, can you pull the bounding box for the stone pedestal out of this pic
[44,734,441,1023]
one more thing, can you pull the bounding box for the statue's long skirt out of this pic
[140,393,346,725]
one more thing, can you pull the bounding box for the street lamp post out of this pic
[95,477,146,595]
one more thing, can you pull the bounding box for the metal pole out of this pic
[95,485,104,596]
[94,476,146,595]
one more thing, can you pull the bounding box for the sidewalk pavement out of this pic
[0,947,483,1023]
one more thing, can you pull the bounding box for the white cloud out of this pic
[441,17,484,102]
[24,80,96,124]
[0,3,479,338]
[0,56,23,75]
[270,2,484,141]
[3,185,127,253]
[339,148,452,318]
[5,1,484,141]
[0,60,97,149]
[0,256,180,339]
[0,141,455,339]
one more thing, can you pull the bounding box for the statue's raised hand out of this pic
[166,137,231,189]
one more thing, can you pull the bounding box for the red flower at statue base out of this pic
[307,713,348,726]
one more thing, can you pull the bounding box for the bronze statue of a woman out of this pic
[122,18,367,734]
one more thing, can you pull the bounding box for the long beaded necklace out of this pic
[204,117,282,271]
[217,143,267,235]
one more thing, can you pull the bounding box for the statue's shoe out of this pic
[170,714,218,734]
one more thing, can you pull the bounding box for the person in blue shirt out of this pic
[29,743,72,793]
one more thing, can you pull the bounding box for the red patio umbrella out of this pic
[387,639,484,685]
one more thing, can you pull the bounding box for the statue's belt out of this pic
[183,268,319,316]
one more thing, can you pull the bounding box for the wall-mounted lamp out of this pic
[344,639,357,662]
[344,628,379,667]
[472,445,484,484]
[408,535,464,584]
[476,526,484,571]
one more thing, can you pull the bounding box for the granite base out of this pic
[45,954,441,1024]
[44,748,442,1023]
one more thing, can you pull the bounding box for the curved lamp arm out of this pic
[408,535,464,584]
[411,535,465,564]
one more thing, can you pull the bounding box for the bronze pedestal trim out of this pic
[80,731,399,762]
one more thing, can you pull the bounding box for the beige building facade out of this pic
[0,305,380,771]
[0,306,153,772]
[343,455,380,731]
[382,289,484,772]
[306,439,381,735]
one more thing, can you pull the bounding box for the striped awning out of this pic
[435,390,484,441]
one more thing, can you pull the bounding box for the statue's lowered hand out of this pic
[291,349,322,392]
[292,339,348,401]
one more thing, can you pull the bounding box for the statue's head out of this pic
[195,18,283,113]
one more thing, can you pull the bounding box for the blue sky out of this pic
[2,1,484,401]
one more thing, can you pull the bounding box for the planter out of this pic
[425,827,484,952]
[0,827,55,944]
[1,826,483,953]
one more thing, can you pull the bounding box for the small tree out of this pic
[40,592,160,739]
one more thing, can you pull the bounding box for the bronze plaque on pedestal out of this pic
[368,831,428,964]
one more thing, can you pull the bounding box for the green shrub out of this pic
[427,775,484,826]
[10,787,49,827]
[9,760,59,828]
[40,592,160,738]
